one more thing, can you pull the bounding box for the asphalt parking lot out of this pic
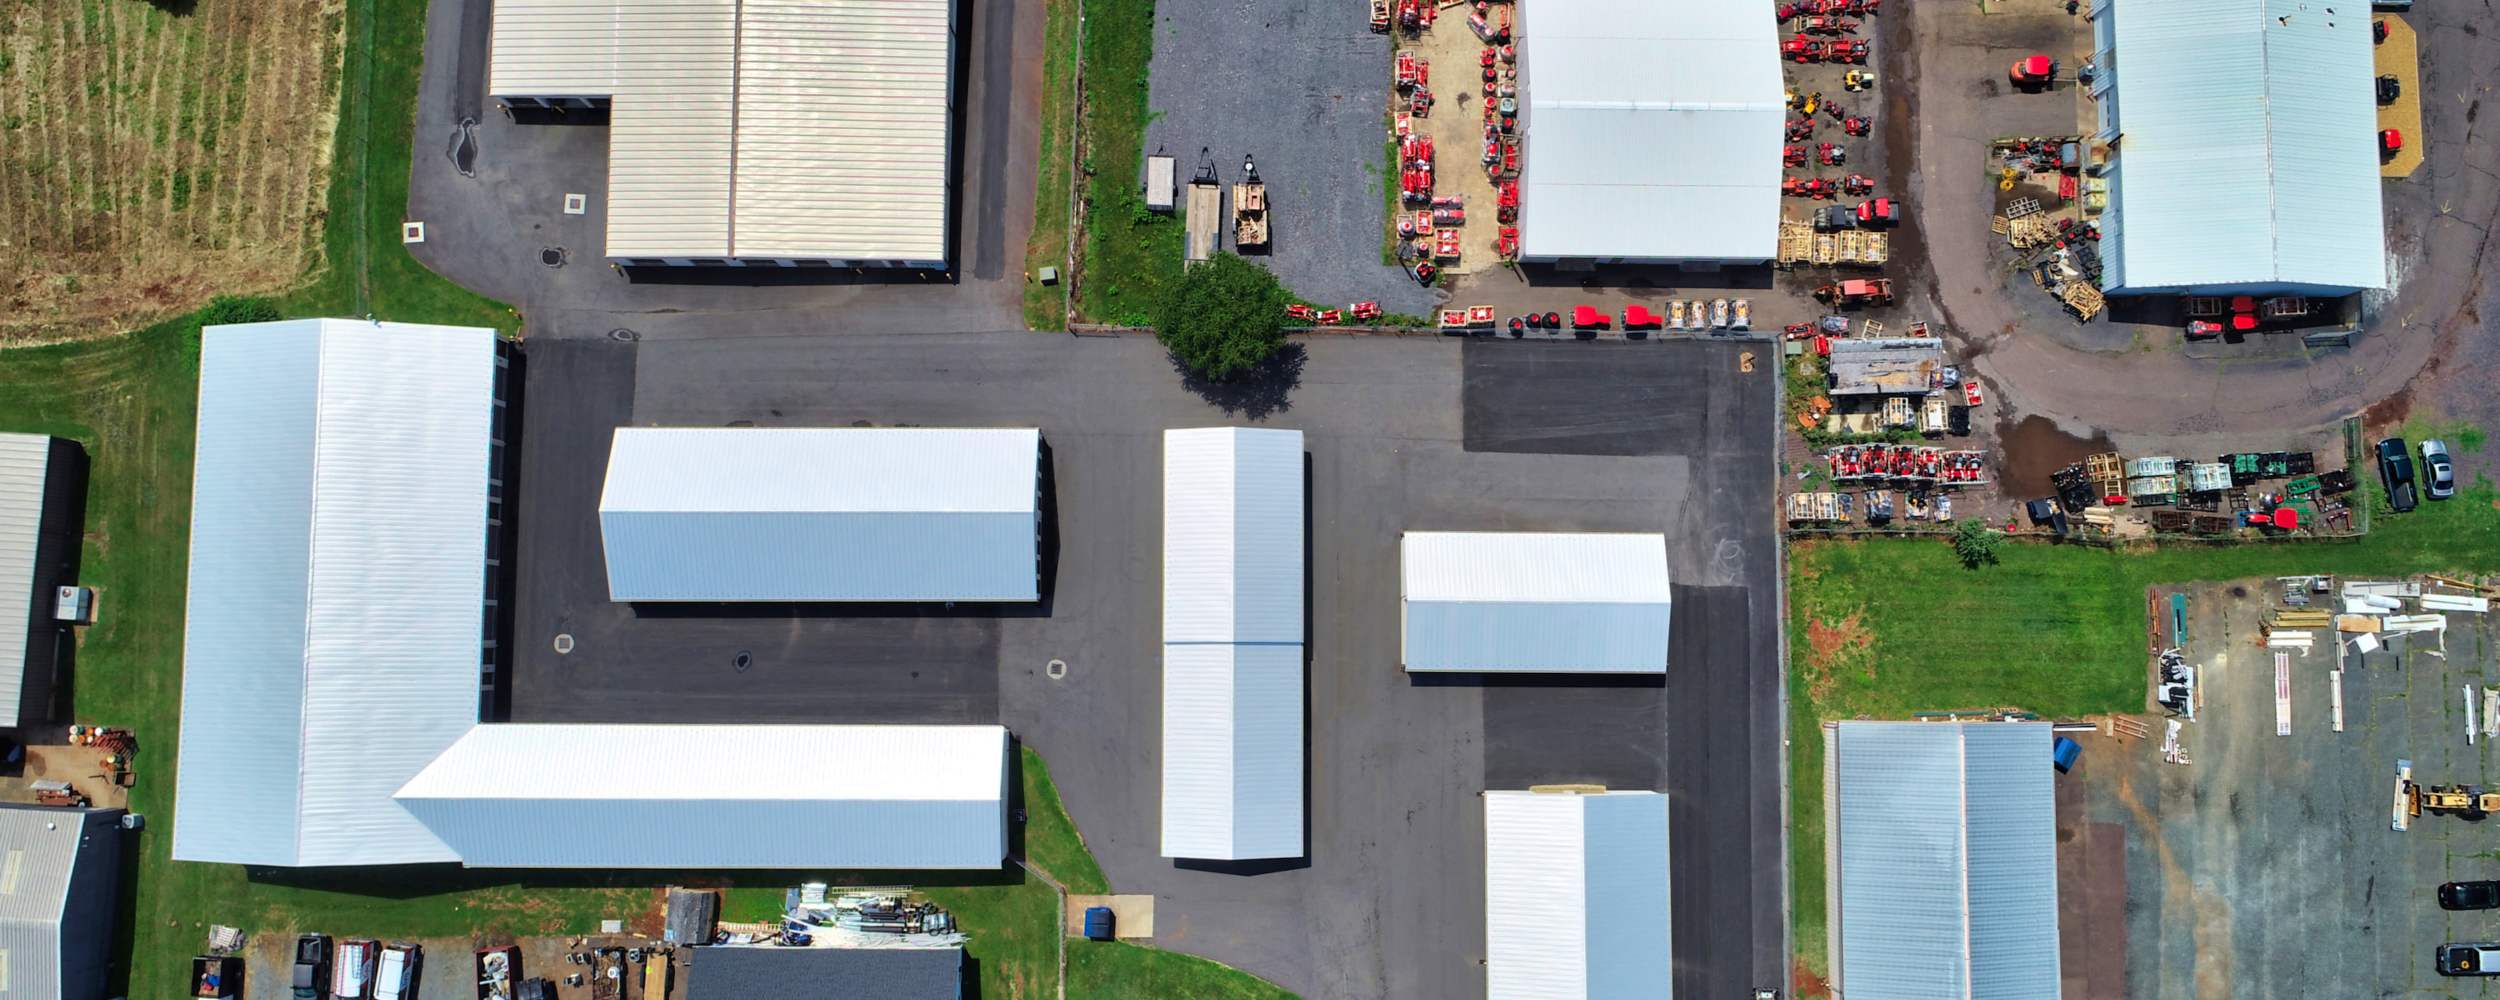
[2063,579,2500,1000]
[508,329,1782,999]
[1142,0,1437,314]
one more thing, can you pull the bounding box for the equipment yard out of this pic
[2062,576,2500,999]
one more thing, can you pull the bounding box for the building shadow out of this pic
[618,265,960,287]
[505,106,612,127]
[1174,343,1305,421]
[1408,672,1667,689]
[1173,856,1309,876]
[1514,262,1777,292]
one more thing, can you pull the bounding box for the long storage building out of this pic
[1483,789,1671,1000]
[1160,427,1305,861]
[0,433,84,731]
[1401,532,1672,673]
[172,319,505,868]
[489,0,956,269]
[396,724,1010,869]
[598,427,1042,603]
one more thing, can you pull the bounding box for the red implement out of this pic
[1571,305,1608,329]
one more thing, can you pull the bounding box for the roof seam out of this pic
[293,321,329,866]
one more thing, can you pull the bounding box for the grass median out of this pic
[1784,420,2500,987]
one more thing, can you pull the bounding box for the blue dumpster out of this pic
[2052,736,2081,774]
[1083,906,1116,941]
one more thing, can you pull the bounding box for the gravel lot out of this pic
[1142,0,1439,314]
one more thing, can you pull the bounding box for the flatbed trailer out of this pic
[1232,178,1270,252]
[1183,179,1221,267]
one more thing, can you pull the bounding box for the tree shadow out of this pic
[1172,343,1305,421]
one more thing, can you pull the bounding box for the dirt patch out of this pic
[1992,413,2115,497]
[0,0,343,342]
[1791,955,1832,998]
[1802,611,1869,700]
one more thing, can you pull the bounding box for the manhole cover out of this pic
[1046,658,1068,679]
[733,651,754,672]
[540,246,566,268]
[552,633,575,654]
[608,328,640,342]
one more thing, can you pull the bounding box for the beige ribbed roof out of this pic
[488,0,952,263]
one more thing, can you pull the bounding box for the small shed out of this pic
[664,888,720,945]
[1144,155,1175,213]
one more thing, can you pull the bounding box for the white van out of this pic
[374,943,419,1000]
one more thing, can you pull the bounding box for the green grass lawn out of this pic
[1784,421,2500,988]
[1020,0,1083,330]
[1066,0,1180,325]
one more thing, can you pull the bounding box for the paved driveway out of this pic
[509,329,1787,999]
[404,0,1047,337]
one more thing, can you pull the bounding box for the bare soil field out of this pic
[0,0,343,342]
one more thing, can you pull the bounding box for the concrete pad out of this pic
[2377,15,2424,179]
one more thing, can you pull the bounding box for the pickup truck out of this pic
[293,934,331,1000]
[334,939,377,999]
[2377,437,2418,513]
[375,943,419,1000]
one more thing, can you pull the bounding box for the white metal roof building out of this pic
[1824,721,2061,1000]
[488,0,955,268]
[172,319,501,868]
[1483,790,1671,1000]
[597,427,1041,602]
[0,804,125,1000]
[395,724,1010,869]
[0,434,82,730]
[1160,426,1306,860]
[2090,0,2385,296]
[1516,0,1782,266]
[1401,532,1672,673]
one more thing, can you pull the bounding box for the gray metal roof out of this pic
[0,804,123,1000]
[689,945,961,1000]
[2099,0,2384,293]
[1162,427,1304,645]
[1401,533,1671,673]
[1517,0,1781,263]
[1826,721,2060,1000]
[597,428,1040,602]
[1825,338,1947,397]
[0,434,51,727]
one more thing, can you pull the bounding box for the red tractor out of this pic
[1783,177,1836,200]
[1787,116,1817,140]
[1840,174,1875,195]
[1782,37,1832,63]
[2010,54,2055,90]
[1842,115,1871,136]
[1784,144,1809,167]
[1816,143,1847,166]
[1854,198,1899,228]
[1829,38,1870,63]
[1801,14,1857,34]
[1815,278,1895,308]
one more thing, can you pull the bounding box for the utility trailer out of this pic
[1786,491,1843,524]
[1183,164,1222,267]
[1232,164,1270,253]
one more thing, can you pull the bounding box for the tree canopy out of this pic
[1154,253,1289,382]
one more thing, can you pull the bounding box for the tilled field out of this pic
[0,0,343,341]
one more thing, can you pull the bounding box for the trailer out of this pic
[476,946,519,1000]
[1183,168,1222,267]
[1786,491,1843,523]
[1920,395,1948,435]
[1144,155,1175,213]
[191,956,242,998]
[1232,165,1270,253]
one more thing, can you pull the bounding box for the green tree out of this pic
[1952,518,2002,569]
[1154,253,1289,381]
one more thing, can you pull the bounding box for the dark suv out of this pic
[2442,880,2500,910]
[2377,437,2418,513]
[293,933,331,1000]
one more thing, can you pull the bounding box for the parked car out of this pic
[292,934,332,1000]
[334,938,377,999]
[2439,942,2500,976]
[2377,437,2418,513]
[2442,881,2500,910]
[375,943,419,1000]
[2420,438,2456,500]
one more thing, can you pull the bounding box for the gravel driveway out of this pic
[1143,0,1440,315]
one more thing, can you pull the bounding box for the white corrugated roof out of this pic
[1518,0,1782,262]
[2101,0,2384,293]
[597,427,1040,602]
[1484,790,1672,1000]
[1160,644,1302,861]
[1162,427,1304,645]
[1402,533,1672,673]
[172,319,498,868]
[0,433,51,727]
[0,805,109,999]
[490,0,954,264]
[396,724,1009,869]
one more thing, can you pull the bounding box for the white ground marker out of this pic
[2275,653,2292,736]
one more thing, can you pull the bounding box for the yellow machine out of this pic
[2404,781,2500,818]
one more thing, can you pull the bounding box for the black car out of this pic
[2377,437,2418,513]
[2443,881,2500,910]
[293,933,331,1000]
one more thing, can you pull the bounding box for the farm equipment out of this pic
[1801,15,1857,34]
[2010,54,2055,90]
[1843,68,1876,91]
[1816,143,1847,165]
[1854,198,1899,228]
[1784,144,1809,167]
[1782,37,1833,62]
[1783,177,1836,200]
[2404,780,2500,820]
[1786,491,1844,524]
[1829,39,1869,63]
[1351,301,1382,321]
[1231,159,1269,252]
[1787,116,1817,141]
[1841,115,1870,136]
[1814,278,1893,307]
[1839,174,1874,195]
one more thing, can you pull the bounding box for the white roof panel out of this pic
[1518,0,1781,262]
[396,724,1009,869]
[1401,533,1671,673]
[173,319,497,868]
[605,0,740,259]
[1162,427,1304,645]
[0,434,51,727]
[487,0,621,96]
[1484,791,1672,1000]
[597,427,1040,602]
[1160,644,1303,860]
